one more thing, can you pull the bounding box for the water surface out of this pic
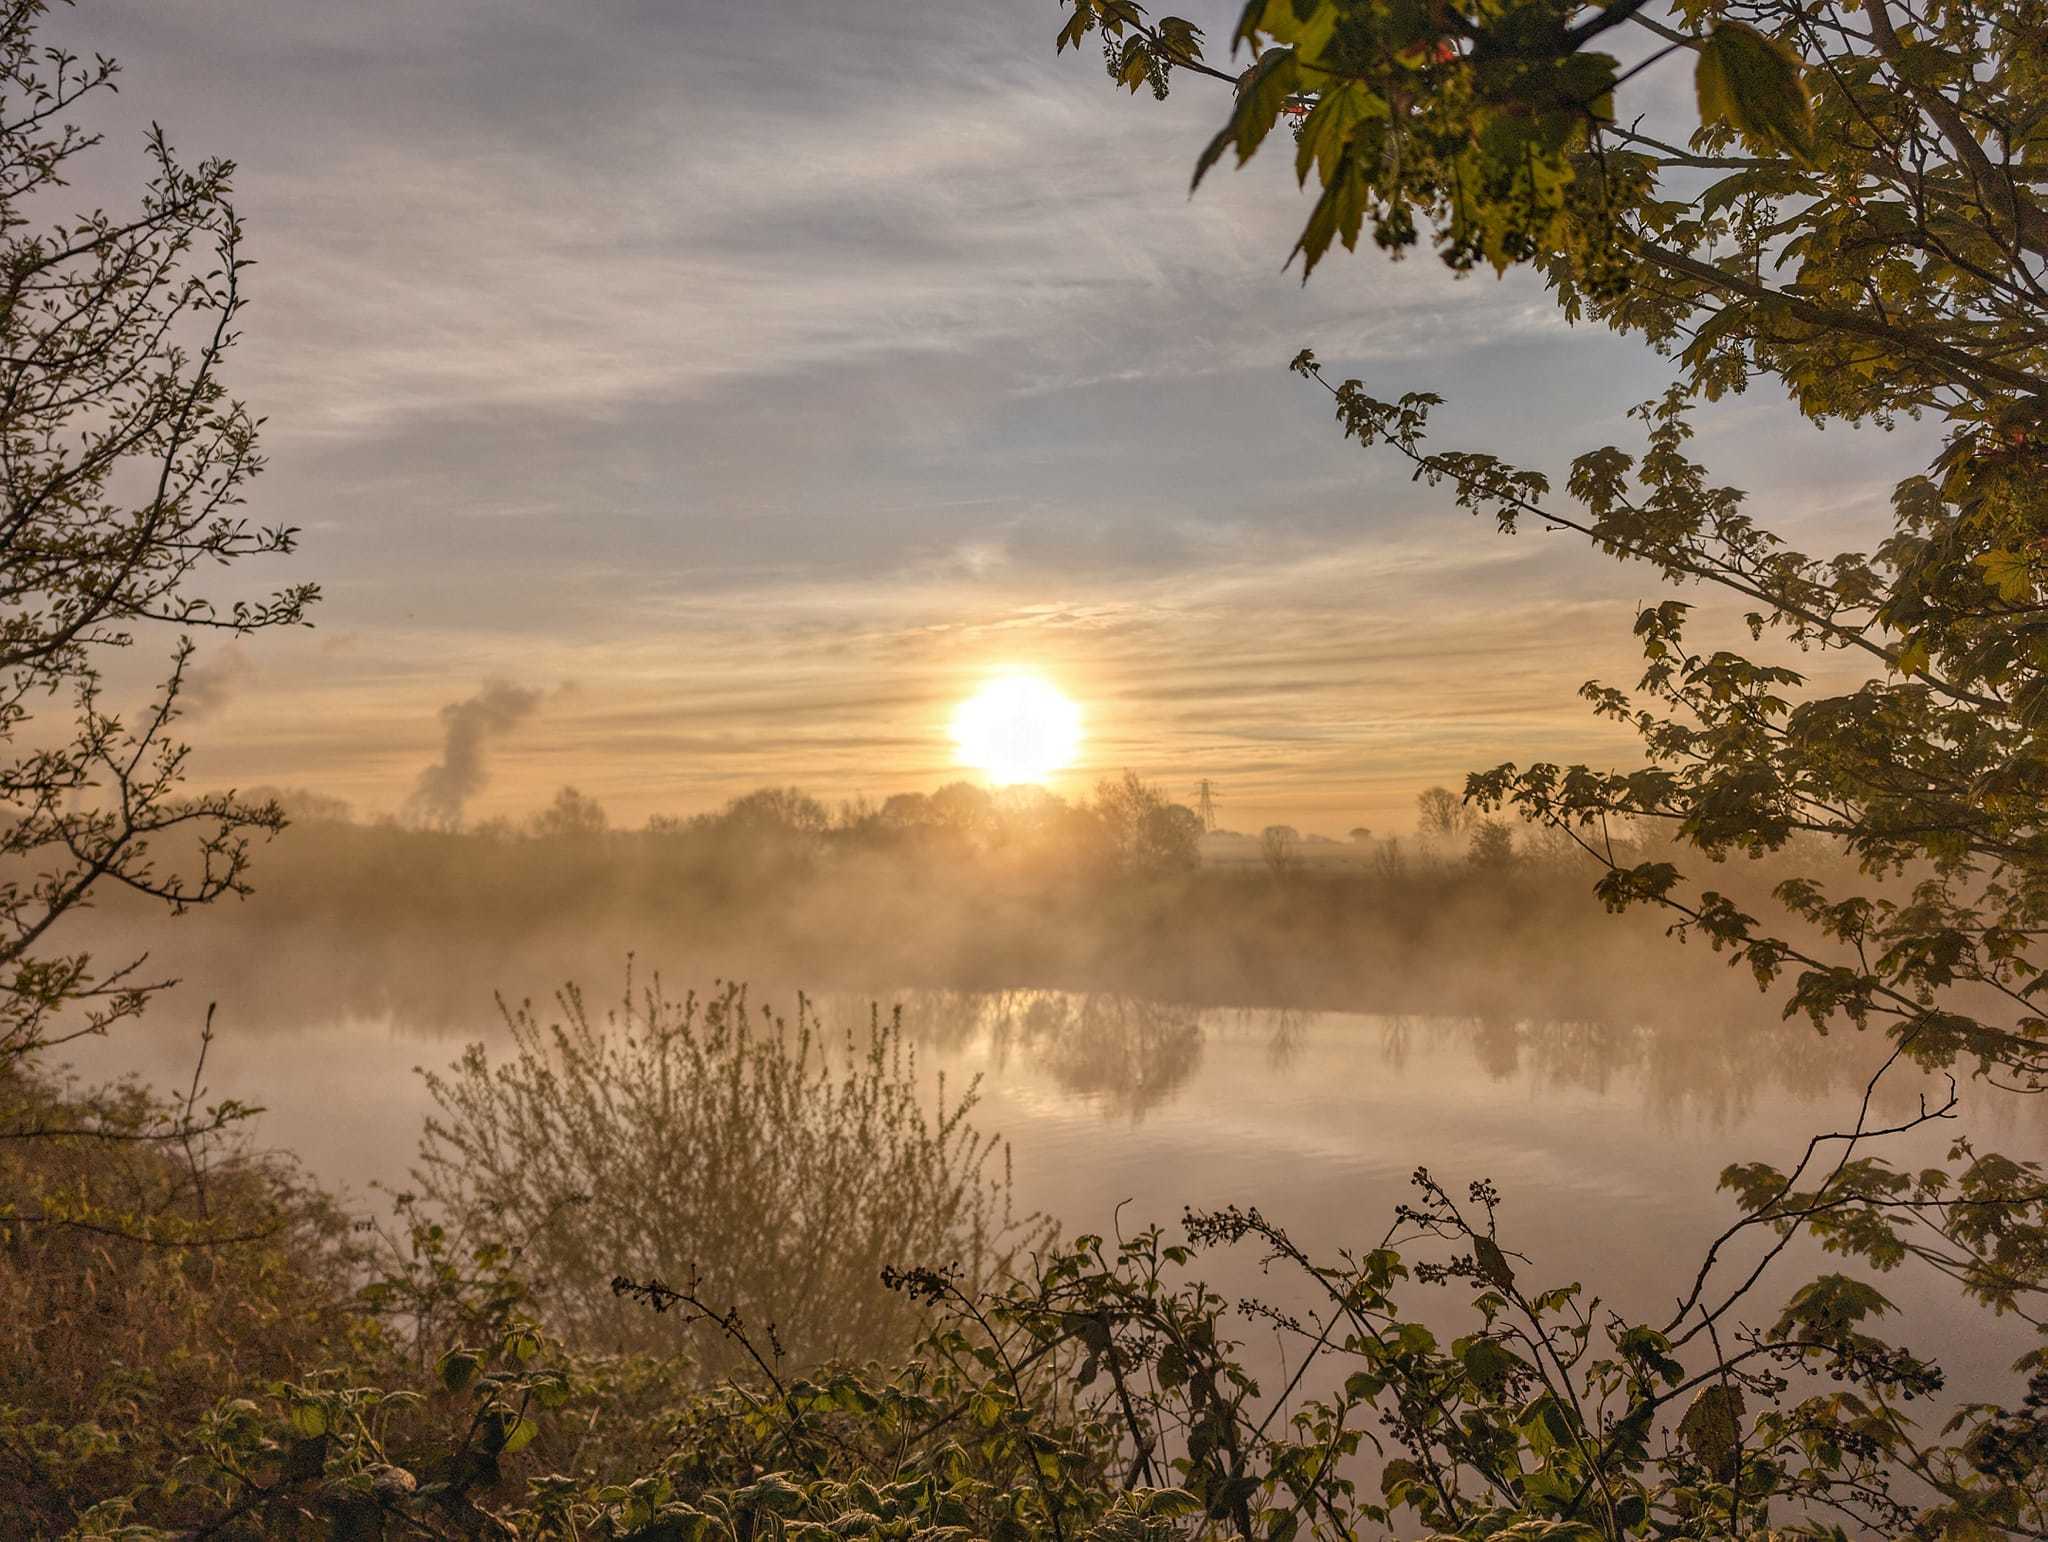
[62,968,2037,1413]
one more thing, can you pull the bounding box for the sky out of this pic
[53,0,1926,835]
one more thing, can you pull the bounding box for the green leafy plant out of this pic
[1052,0,2048,1530]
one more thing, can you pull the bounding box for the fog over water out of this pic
[60,906,2039,1420]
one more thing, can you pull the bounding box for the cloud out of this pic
[406,681,545,830]
[59,0,1921,838]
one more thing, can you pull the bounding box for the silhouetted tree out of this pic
[720,785,830,837]
[241,786,353,825]
[530,785,607,839]
[0,7,314,1069]
[876,791,933,830]
[1091,771,1200,875]
[1414,785,1474,841]
[929,779,996,840]
[1259,824,1300,879]
[1467,818,1516,870]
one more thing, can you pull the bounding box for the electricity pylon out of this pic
[1193,778,1219,832]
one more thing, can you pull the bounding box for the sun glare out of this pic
[950,675,1082,785]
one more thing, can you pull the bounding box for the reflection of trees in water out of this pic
[883,989,1204,1120]
[81,911,1997,1136]
[1441,1012,1918,1127]
[881,992,1962,1136]
[1255,1005,1311,1071]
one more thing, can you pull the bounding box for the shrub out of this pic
[413,979,1045,1369]
[0,1058,366,1530]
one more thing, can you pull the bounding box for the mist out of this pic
[49,776,2038,1457]
[70,774,1830,1033]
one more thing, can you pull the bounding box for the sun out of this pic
[950,674,1082,785]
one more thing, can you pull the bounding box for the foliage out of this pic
[0,1055,367,1530]
[1468,818,1518,869]
[1054,0,2048,1530]
[1260,824,1302,879]
[0,0,313,1072]
[529,785,608,840]
[1416,787,1476,842]
[412,979,1048,1369]
[708,785,832,840]
[1057,0,2047,405]
[1091,771,1207,876]
[29,1150,2046,1539]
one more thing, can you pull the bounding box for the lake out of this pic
[59,955,2039,1419]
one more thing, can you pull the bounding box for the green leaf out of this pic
[1678,1383,1746,1480]
[1134,1487,1203,1518]
[1342,1369,1384,1401]
[287,1400,328,1439]
[1194,45,1301,191]
[1290,155,1369,277]
[438,1348,483,1395]
[1293,83,1386,189]
[1696,23,1814,162]
[1976,549,2033,602]
[1056,4,1093,54]
[1474,1236,1516,1290]
[1236,0,1339,60]
[1460,1337,1524,1393]
[1770,1274,1896,1341]
[499,1415,539,1455]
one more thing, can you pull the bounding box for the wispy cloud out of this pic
[65,1,1918,832]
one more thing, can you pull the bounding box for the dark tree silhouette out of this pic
[0,4,313,1069]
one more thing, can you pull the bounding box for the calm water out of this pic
[60,968,2039,1412]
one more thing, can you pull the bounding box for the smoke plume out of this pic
[182,643,253,721]
[407,680,543,830]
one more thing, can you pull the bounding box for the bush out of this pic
[413,979,1045,1369]
[0,1058,366,1530]
[51,1161,2046,1539]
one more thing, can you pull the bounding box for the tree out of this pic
[1060,0,2048,1527]
[529,785,607,840]
[1347,824,1372,845]
[719,785,830,838]
[1259,823,1300,879]
[1091,770,1202,874]
[929,778,997,838]
[1467,817,1516,870]
[0,5,313,1072]
[1415,784,1474,841]
[875,791,933,829]
[1150,800,1204,868]
[241,786,353,826]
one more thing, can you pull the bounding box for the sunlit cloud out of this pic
[64,0,1923,836]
